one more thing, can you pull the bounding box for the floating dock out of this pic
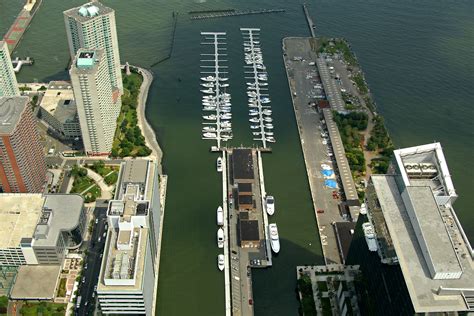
[200,32,232,149]
[241,28,275,149]
[190,8,285,20]
[11,57,34,73]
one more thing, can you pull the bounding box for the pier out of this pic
[225,148,274,316]
[3,0,43,52]
[241,28,275,149]
[11,57,34,73]
[302,4,316,38]
[200,32,232,149]
[190,8,285,20]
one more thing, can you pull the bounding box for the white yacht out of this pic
[203,107,217,111]
[217,254,225,271]
[203,126,216,132]
[218,77,229,81]
[201,82,214,88]
[217,205,224,225]
[269,224,280,253]
[265,196,275,215]
[249,118,260,123]
[201,89,214,94]
[203,132,217,138]
[266,137,276,143]
[363,222,378,252]
[217,157,223,173]
[217,228,224,248]
[249,112,259,117]
[265,124,274,129]
[250,125,260,129]
[201,76,215,82]
[221,122,232,128]
[203,115,217,121]
[220,83,229,88]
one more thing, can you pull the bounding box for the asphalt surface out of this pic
[76,201,108,316]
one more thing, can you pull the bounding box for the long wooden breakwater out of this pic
[190,8,285,20]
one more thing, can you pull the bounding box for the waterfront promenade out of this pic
[131,66,164,172]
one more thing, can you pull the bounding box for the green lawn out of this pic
[88,161,119,186]
[56,278,67,297]
[321,297,332,316]
[111,70,152,158]
[20,302,66,316]
[70,166,101,202]
[104,171,119,186]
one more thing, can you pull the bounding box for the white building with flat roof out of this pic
[0,41,19,97]
[64,2,123,94]
[97,160,161,314]
[0,193,86,266]
[364,143,474,313]
[70,49,121,155]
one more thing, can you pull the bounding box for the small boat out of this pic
[264,131,274,136]
[217,158,223,173]
[252,132,262,136]
[247,82,256,86]
[217,228,224,248]
[261,99,271,104]
[249,112,259,116]
[201,82,214,88]
[203,132,217,138]
[220,114,232,120]
[265,124,274,129]
[201,76,215,82]
[256,64,266,70]
[203,127,216,132]
[201,89,214,94]
[221,122,232,128]
[259,82,268,86]
[249,117,260,123]
[218,77,229,81]
[363,223,378,252]
[265,196,275,215]
[219,83,229,88]
[218,254,225,271]
[266,137,276,143]
[264,117,273,123]
[262,110,272,115]
[203,115,217,121]
[247,92,257,97]
[203,107,217,111]
[221,127,232,132]
[269,223,280,253]
[250,125,260,129]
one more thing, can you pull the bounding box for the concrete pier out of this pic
[190,8,285,20]
[222,152,232,316]
[302,4,316,38]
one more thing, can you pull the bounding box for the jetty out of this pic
[302,4,316,38]
[11,57,34,73]
[190,8,285,20]
[3,0,43,52]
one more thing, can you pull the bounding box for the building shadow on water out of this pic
[252,237,324,316]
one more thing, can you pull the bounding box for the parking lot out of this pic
[283,37,358,264]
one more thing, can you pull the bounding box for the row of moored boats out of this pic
[201,76,233,141]
[242,30,275,144]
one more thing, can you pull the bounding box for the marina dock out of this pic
[190,8,285,20]
[200,32,233,149]
[241,28,275,149]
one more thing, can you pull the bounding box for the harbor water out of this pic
[1,0,473,315]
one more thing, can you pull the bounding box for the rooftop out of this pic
[0,194,44,248]
[71,49,103,75]
[232,149,254,180]
[10,265,61,300]
[40,82,77,123]
[121,160,149,185]
[239,219,260,242]
[0,194,84,249]
[98,227,148,292]
[0,97,28,135]
[394,142,457,200]
[64,2,113,23]
[371,175,474,313]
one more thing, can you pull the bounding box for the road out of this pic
[76,201,108,316]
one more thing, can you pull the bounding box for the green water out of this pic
[2,0,473,315]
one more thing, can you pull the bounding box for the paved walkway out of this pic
[86,168,114,200]
[132,66,164,173]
